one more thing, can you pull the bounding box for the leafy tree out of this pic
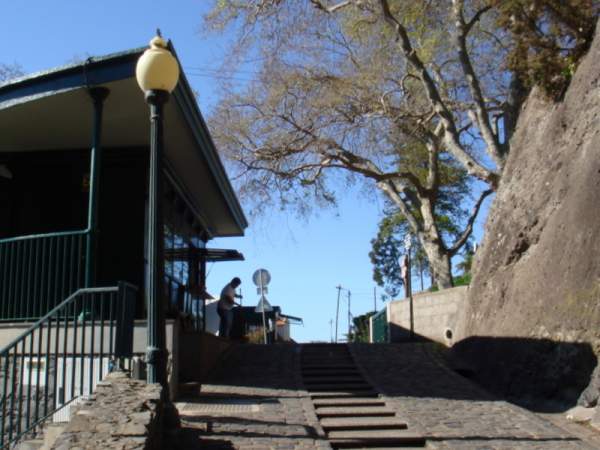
[348,311,375,343]
[370,188,471,297]
[202,1,526,288]
[494,0,600,99]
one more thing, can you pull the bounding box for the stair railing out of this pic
[0,230,88,321]
[0,282,137,449]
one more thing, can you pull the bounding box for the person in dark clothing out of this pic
[218,277,242,338]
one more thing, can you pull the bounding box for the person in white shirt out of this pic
[218,277,242,338]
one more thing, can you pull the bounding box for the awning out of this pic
[0,46,248,238]
[164,247,244,263]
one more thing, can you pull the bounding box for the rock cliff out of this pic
[455,23,600,409]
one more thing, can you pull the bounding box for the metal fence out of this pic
[0,283,137,449]
[0,230,88,321]
[371,307,388,343]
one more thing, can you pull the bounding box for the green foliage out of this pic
[348,311,375,343]
[453,273,472,287]
[495,0,600,99]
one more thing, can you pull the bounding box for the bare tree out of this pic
[204,0,513,288]
[0,63,23,83]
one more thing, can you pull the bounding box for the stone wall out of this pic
[386,287,468,345]
[51,371,167,450]
[454,22,600,408]
[178,331,233,383]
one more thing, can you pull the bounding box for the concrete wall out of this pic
[387,286,468,345]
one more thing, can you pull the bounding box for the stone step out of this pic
[303,372,362,378]
[178,382,201,398]
[328,430,426,448]
[313,398,386,408]
[321,417,408,431]
[302,365,357,370]
[15,440,44,450]
[302,360,354,365]
[310,391,379,399]
[308,383,372,391]
[303,376,366,384]
[316,406,396,418]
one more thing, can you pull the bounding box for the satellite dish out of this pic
[252,269,271,287]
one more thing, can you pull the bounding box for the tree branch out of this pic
[448,188,493,255]
[452,0,505,170]
[378,0,499,188]
[377,180,423,234]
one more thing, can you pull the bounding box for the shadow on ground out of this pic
[386,322,597,412]
[451,335,597,413]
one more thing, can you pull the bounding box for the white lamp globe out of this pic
[136,35,180,93]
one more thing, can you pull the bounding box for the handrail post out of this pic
[85,87,110,288]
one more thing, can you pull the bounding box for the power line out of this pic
[186,72,257,83]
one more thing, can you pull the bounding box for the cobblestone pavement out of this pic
[174,343,598,449]
[350,343,599,450]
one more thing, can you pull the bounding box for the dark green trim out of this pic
[0,229,88,244]
[0,48,144,107]
[0,42,248,236]
[85,87,110,287]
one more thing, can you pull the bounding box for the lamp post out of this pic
[136,31,180,385]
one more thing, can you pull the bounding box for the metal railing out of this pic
[371,307,388,343]
[0,230,88,321]
[0,282,137,449]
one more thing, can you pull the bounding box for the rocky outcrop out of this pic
[454,23,600,409]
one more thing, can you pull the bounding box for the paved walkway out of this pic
[174,343,599,449]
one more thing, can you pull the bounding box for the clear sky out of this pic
[1,1,492,342]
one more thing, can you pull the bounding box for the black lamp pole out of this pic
[145,89,169,386]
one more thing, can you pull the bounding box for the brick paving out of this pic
[174,343,599,449]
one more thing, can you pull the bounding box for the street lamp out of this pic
[136,31,179,385]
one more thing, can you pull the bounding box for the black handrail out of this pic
[0,282,137,449]
[0,230,88,321]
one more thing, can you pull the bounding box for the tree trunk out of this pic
[420,239,453,289]
[378,181,454,290]
[418,198,454,290]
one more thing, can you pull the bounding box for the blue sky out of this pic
[1,1,493,342]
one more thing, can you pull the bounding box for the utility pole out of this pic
[373,286,377,313]
[335,285,342,343]
[347,290,352,341]
[329,319,334,343]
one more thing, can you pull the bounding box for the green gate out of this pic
[371,307,388,343]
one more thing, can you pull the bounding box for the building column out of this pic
[85,87,110,288]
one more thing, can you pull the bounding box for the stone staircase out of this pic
[301,344,427,449]
[14,423,65,450]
